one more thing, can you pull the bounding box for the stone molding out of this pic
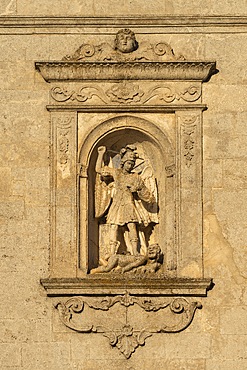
[35,61,216,82]
[41,277,213,296]
[46,104,207,112]
[1,16,247,30]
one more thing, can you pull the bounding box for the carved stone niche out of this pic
[37,29,216,358]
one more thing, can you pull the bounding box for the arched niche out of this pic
[78,115,175,273]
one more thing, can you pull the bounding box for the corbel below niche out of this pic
[37,29,216,358]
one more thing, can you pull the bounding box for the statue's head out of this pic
[120,145,138,169]
[147,243,161,260]
[114,29,138,53]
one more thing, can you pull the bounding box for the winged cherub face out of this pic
[115,30,137,53]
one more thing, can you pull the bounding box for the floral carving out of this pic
[55,295,202,358]
[106,82,144,103]
[58,131,69,166]
[53,117,74,173]
[103,325,152,359]
[181,116,198,167]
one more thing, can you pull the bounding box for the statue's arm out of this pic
[137,177,155,203]
[95,146,106,173]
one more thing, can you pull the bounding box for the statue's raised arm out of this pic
[95,146,106,173]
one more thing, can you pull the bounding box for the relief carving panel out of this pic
[37,29,216,357]
[50,82,202,105]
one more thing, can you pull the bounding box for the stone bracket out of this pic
[55,293,202,358]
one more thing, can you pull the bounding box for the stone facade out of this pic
[1,3,247,370]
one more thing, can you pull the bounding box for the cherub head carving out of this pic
[114,29,138,53]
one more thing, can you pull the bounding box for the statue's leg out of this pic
[128,222,139,255]
[91,255,119,274]
[109,224,119,254]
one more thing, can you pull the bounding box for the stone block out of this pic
[203,159,223,189]
[211,334,247,360]
[15,0,247,16]
[0,343,21,367]
[206,359,247,370]
[205,34,247,85]
[75,358,206,370]
[220,306,247,335]
[0,167,12,198]
[0,0,16,15]
[0,199,25,221]
[163,333,211,359]
[222,159,247,189]
[21,342,70,369]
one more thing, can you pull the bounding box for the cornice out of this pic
[40,277,213,296]
[35,61,216,82]
[1,16,247,33]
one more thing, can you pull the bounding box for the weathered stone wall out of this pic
[1,3,247,369]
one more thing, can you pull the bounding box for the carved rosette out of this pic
[55,293,202,358]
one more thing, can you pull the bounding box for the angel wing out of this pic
[134,162,159,226]
[94,156,115,219]
[94,174,113,218]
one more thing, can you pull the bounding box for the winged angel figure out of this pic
[95,145,159,258]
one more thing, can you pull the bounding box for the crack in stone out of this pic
[0,0,16,15]
[204,212,247,284]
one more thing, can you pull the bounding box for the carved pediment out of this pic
[62,29,184,62]
[35,29,216,82]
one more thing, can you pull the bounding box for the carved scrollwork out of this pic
[50,84,201,105]
[50,86,108,104]
[55,297,94,333]
[159,298,202,333]
[55,295,202,358]
[86,292,170,311]
[153,42,175,57]
[143,85,201,104]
